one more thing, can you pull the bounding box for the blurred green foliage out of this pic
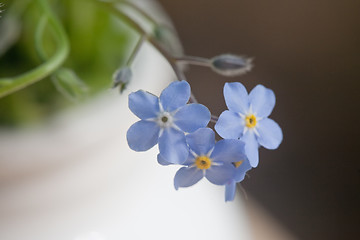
[0,0,136,127]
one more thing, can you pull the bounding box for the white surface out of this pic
[0,43,252,240]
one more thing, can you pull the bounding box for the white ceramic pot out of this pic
[0,2,253,239]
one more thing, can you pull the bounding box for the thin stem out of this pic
[119,0,157,27]
[126,35,145,66]
[238,184,248,200]
[98,1,184,80]
[189,92,198,104]
[119,0,175,33]
[174,56,211,67]
[34,15,48,61]
[210,115,219,124]
[98,1,218,119]
[0,0,69,98]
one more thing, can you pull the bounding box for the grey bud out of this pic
[112,67,132,93]
[211,54,253,77]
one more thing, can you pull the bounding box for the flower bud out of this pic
[112,67,132,93]
[211,54,253,77]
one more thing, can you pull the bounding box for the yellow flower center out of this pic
[195,156,212,170]
[245,114,257,128]
[233,160,244,168]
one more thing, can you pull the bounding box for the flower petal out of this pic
[234,158,252,182]
[183,155,196,166]
[223,82,249,114]
[174,167,203,190]
[225,181,236,202]
[249,84,275,118]
[157,154,172,166]
[174,104,210,133]
[127,120,160,151]
[241,131,259,167]
[206,163,235,185]
[215,110,244,139]
[128,90,160,119]
[211,139,246,163]
[186,128,215,156]
[158,127,189,164]
[160,80,190,112]
[256,118,283,149]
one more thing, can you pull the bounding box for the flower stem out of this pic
[34,15,49,61]
[210,115,219,124]
[118,0,158,27]
[98,3,192,88]
[98,1,180,74]
[0,0,69,98]
[126,35,146,66]
[98,0,220,121]
[174,56,211,67]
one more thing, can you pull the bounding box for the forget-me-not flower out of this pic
[127,80,210,164]
[215,82,283,167]
[174,128,247,189]
[224,157,252,202]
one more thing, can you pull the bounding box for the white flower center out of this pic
[157,111,174,128]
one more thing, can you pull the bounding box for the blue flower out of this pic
[127,80,211,164]
[215,82,283,167]
[224,157,252,202]
[174,128,247,189]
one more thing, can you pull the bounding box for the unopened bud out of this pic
[211,54,253,77]
[112,67,132,93]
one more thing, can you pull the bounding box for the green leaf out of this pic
[51,68,88,102]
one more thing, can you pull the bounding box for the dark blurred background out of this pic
[158,0,360,239]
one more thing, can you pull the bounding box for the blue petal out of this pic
[186,128,215,156]
[157,154,172,166]
[128,90,160,120]
[211,139,246,164]
[206,163,235,185]
[234,158,252,182]
[158,127,189,164]
[223,82,249,114]
[249,85,275,118]
[160,80,190,112]
[225,181,236,202]
[127,120,160,151]
[215,110,244,139]
[183,154,196,166]
[174,166,203,190]
[256,118,283,149]
[174,104,210,133]
[241,131,259,167]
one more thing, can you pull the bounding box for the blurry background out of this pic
[0,0,134,126]
[158,0,360,239]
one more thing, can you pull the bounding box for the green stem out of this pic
[34,15,49,61]
[119,0,157,27]
[126,35,145,66]
[98,2,183,78]
[97,1,199,103]
[0,0,69,98]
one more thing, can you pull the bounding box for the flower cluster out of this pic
[127,80,282,202]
